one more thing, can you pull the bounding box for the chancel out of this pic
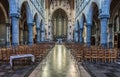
[0,0,120,77]
[52,9,68,41]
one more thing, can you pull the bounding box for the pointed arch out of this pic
[0,0,9,21]
[0,0,9,47]
[52,8,68,40]
[34,13,40,28]
[77,20,80,30]
[20,1,33,24]
[52,8,68,20]
[80,13,86,29]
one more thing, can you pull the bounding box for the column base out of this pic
[74,41,78,43]
[109,42,113,49]
[28,42,33,46]
[36,42,40,44]
[6,42,11,47]
[101,43,107,48]
[12,43,18,47]
[40,41,45,43]
[87,42,91,47]
[80,41,83,44]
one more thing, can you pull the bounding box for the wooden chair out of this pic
[117,48,120,59]
[110,49,117,63]
[91,48,98,62]
[76,49,83,62]
[104,49,111,63]
[1,48,9,63]
[98,48,105,63]
[84,48,91,62]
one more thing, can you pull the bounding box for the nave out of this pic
[1,43,120,77]
[1,0,120,77]
[29,45,90,77]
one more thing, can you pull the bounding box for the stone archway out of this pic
[110,0,120,48]
[91,2,100,46]
[0,0,9,47]
[19,2,28,45]
[46,0,75,41]
[81,13,87,43]
[52,8,68,41]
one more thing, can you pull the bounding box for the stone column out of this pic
[100,18,109,48]
[36,27,40,43]
[74,22,78,43]
[20,28,24,45]
[79,28,83,44]
[41,24,45,42]
[54,19,56,36]
[86,24,92,47]
[74,30,78,43]
[28,23,33,45]
[67,20,71,41]
[74,30,76,42]
[48,20,52,41]
[11,13,19,46]
[41,31,45,42]
[6,21,11,47]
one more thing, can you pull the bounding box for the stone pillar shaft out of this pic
[100,18,108,48]
[6,23,11,47]
[36,27,40,43]
[11,15,19,46]
[79,28,83,44]
[28,23,33,45]
[41,24,45,42]
[75,31,78,43]
[86,25,91,47]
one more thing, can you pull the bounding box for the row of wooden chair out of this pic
[0,43,55,64]
[84,48,117,63]
[65,43,118,63]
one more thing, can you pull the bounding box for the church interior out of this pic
[0,0,120,77]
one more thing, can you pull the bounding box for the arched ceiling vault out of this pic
[52,9,68,20]
[45,0,74,9]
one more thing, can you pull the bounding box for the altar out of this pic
[57,38,63,44]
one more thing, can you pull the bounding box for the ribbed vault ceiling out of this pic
[45,0,74,9]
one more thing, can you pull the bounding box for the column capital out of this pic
[86,23,92,27]
[80,28,83,30]
[27,23,34,26]
[41,30,45,33]
[99,14,110,19]
[10,13,20,18]
[36,27,40,30]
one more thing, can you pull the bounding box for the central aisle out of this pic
[41,45,80,77]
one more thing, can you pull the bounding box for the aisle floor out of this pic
[29,45,90,77]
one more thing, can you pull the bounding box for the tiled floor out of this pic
[2,45,120,77]
[29,45,90,77]
[82,62,120,77]
[41,45,80,77]
[0,63,37,77]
